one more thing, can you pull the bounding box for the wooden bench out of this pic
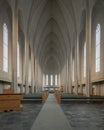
[0,89,23,112]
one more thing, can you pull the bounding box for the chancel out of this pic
[0,0,104,130]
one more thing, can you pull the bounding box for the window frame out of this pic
[95,23,100,72]
[3,23,8,72]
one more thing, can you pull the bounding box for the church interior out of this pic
[0,0,104,130]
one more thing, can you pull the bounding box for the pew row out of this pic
[0,89,23,112]
[22,92,49,103]
[54,92,104,104]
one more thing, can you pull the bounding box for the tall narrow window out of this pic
[55,74,57,86]
[72,60,74,81]
[84,42,86,77]
[3,23,8,72]
[95,24,100,72]
[17,42,20,77]
[50,75,53,86]
[46,74,48,85]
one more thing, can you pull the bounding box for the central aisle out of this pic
[31,94,72,130]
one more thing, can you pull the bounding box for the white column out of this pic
[31,51,35,93]
[12,9,18,93]
[66,58,69,93]
[23,37,29,94]
[58,74,60,87]
[21,40,25,93]
[48,74,50,86]
[86,0,91,97]
[69,47,72,93]
[80,84,83,94]
[38,65,42,92]
[75,35,78,95]
[53,74,55,86]
[35,58,38,92]
[65,61,67,93]
[77,36,80,94]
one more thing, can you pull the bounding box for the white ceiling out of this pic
[7,0,96,74]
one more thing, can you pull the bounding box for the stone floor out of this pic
[61,103,104,130]
[0,103,43,130]
[0,97,104,130]
[30,94,72,130]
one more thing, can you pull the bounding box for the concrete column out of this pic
[21,39,25,93]
[49,74,50,86]
[86,0,91,97]
[35,59,38,92]
[24,37,29,94]
[69,48,72,93]
[21,81,23,93]
[53,74,58,86]
[20,84,23,93]
[56,74,58,86]
[75,35,79,95]
[31,51,34,93]
[38,65,42,91]
[60,72,63,87]
[77,36,80,94]
[43,73,45,88]
[58,74,60,87]
[42,73,44,91]
[80,84,83,94]
[53,74,55,86]
[12,9,18,93]
[64,61,67,93]
[66,58,69,93]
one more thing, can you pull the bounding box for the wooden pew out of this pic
[22,92,49,103]
[42,92,49,103]
[0,88,23,112]
[54,92,104,104]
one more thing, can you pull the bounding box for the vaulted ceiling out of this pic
[7,0,95,74]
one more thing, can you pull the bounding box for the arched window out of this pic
[17,42,20,77]
[72,60,74,81]
[84,42,86,77]
[50,75,53,86]
[3,23,8,72]
[95,24,100,72]
[46,74,48,85]
[55,74,57,86]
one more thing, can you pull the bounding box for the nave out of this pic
[0,0,104,130]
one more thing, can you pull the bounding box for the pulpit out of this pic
[0,88,23,112]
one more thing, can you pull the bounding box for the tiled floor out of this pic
[0,103,43,130]
[61,103,104,130]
